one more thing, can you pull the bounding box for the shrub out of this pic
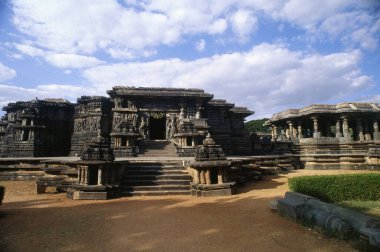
[288,174,380,202]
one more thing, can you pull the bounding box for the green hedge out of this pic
[288,174,380,202]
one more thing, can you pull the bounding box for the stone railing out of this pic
[299,137,340,145]
[176,146,196,157]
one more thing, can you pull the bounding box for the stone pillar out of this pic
[97,167,103,185]
[342,116,350,139]
[273,126,278,141]
[363,120,372,141]
[223,169,228,182]
[78,167,82,184]
[271,126,275,141]
[335,119,342,138]
[84,167,88,185]
[373,121,380,140]
[192,137,196,146]
[356,119,364,141]
[287,121,293,139]
[297,124,303,139]
[285,129,290,140]
[312,117,320,138]
[200,170,206,184]
[194,169,200,184]
[81,168,85,184]
[217,168,224,184]
[205,170,211,185]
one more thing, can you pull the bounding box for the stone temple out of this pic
[2,88,380,199]
[265,102,380,169]
[0,86,253,158]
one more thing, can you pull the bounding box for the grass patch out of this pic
[338,200,380,218]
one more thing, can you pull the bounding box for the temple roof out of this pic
[230,106,254,116]
[208,99,234,108]
[268,102,380,122]
[43,98,71,103]
[3,98,73,112]
[77,96,109,103]
[107,86,213,99]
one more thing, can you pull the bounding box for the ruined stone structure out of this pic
[0,86,253,158]
[0,99,74,157]
[266,103,380,169]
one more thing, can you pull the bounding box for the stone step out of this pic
[120,160,192,196]
[123,174,192,180]
[138,153,177,157]
[124,169,188,175]
[122,185,190,191]
[121,179,191,186]
[122,190,191,196]
[125,166,185,171]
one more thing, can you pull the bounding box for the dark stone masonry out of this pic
[0,98,74,157]
[0,86,253,158]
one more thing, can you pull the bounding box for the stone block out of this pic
[278,192,314,220]
[198,188,232,197]
[277,198,305,221]
[190,182,236,197]
[72,191,108,200]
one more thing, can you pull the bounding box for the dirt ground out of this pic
[0,169,377,252]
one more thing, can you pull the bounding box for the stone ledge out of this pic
[190,182,236,197]
[276,191,380,249]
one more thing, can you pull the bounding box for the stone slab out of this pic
[191,188,233,197]
[70,191,108,200]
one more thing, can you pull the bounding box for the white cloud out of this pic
[0,84,94,109]
[13,43,104,69]
[10,0,380,63]
[11,0,229,58]
[195,39,206,52]
[45,53,104,69]
[83,43,371,117]
[229,9,258,42]
[14,43,45,57]
[0,63,16,82]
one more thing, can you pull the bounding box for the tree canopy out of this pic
[244,118,270,133]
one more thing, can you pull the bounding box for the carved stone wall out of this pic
[0,99,74,157]
[0,86,254,158]
[70,96,112,157]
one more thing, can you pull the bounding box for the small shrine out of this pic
[189,133,236,197]
[67,132,116,200]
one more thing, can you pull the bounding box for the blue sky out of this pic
[0,0,379,118]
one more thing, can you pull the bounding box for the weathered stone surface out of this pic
[190,182,236,197]
[277,191,380,248]
[267,102,380,170]
[0,86,253,158]
[66,185,109,200]
[0,99,74,157]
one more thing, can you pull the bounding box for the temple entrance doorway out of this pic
[149,115,166,140]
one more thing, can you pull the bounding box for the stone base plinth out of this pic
[190,182,236,197]
[66,185,111,200]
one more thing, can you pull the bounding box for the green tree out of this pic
[244,118,270,133]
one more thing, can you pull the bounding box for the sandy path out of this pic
[0,170,374,252]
